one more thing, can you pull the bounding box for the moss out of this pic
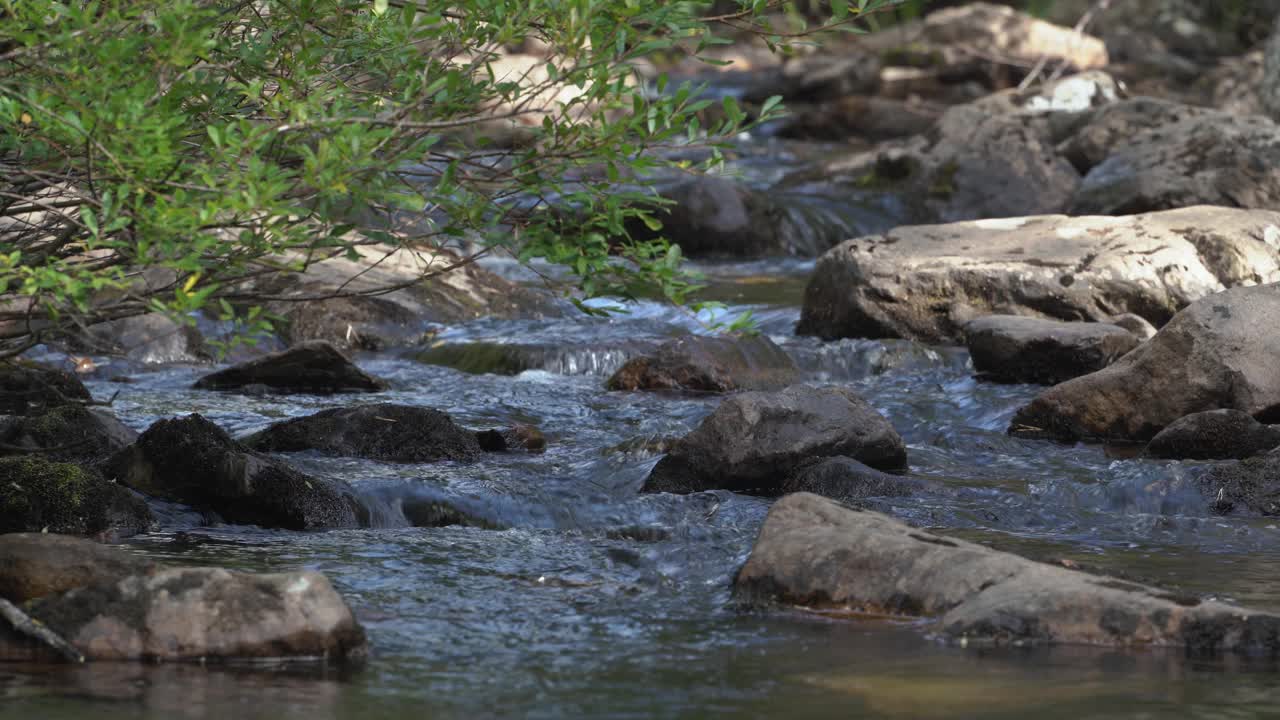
[928,160,959,199]
[853,154,920,191]
[0,456,99,534]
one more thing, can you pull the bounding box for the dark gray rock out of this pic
[607,335,798,393]
[0,405,137,464]
[642,385,906,495]
[1012,283,1280,442]
[0,456,151,538]
[193,341,387,394]
[1146,410,1280,460]
[243,404,482,463]
[1069,112,1280,216]
[106,414,363,530]
[964,315,1140,385]
[0,362,92,416]
[780,456,923,501]
[1105,313,1158,341]
[1200,449,1280,516]
[735,493,1280,652]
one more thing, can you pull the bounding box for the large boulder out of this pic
[0,405,137,464]
[242,404,482,463]
[0,533,156,603]
[1070,113,1280,215]
[106,414,364,530]
[1011,283,1280,442]
[0,362,92,416]
[0,456,151,538]
[1058,97,1211,173]
[641,385,906,495]
[797,207,1280,343]
[781,105,1080,229]
[963,316,1140,385]
[2,566,366,663]
[193,341,387,394]
[1146,410,1280,460]
[735,493,1280,652]
[606,335,798,393]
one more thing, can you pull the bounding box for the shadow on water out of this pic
[8,260,1280,718]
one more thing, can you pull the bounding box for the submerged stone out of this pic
[736,493,1280,653]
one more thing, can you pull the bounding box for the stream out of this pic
[5,257,1280,718]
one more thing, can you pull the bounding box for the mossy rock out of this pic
[0,405,137,464]
[0,362,92,416]
[415,343,540,375]
[0,456,151,537]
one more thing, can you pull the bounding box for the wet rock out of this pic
[243,404,482,464]
[963,316,1140,385]
[797,207,1280,343]
[0,362,92,416]
[1146,410,1280,461]
[279,295,428,351]
[0,405,137,464]
[0,456,151,538]
[780,457,923,502]
[735,493,1280,652]
[475,424,546,454]
[106,414,363,530]
[417,341,635,377]
[2,566,366,662]
[193,341,387,394]
[1105,313,1158,341]
[60,313,209,364]
[1069,112,1280,216]
[1200,449,1280,516]
[401,498,503,529]
[1011,283,1280,443]
[641,385,906,495]
[606,335,798,393]
[0,533,156,603]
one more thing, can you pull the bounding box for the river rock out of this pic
[779,456,923,501]
[0,405,137,464]
[243,404,482,463]
[1266,18,1280,122]
[916,3,1108,75]
[1105,313,1158,340]
[106,414,363,530]
[641,385,906,495]
[1146,410,1280,460]
[416,341,636,377]
[0,533,157,603]
[0,362,92,416]
[606,335,798,393]
[742,49,881,105]
[627,174,797,257]
[735,493,1280,652]
[1011,283,1280,442]
[2,566,366,663]
[797,207,1280,343]
[1069,112,1280,216]
[774,96,942,142]
[0,456,152,538]
[193,341,387,394]
[475,424,547,454]
[963,316,1140,385]
[1200,449,1280,516]
[1057,97,1211,173]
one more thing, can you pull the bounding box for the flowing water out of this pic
[6,260,1280,720]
